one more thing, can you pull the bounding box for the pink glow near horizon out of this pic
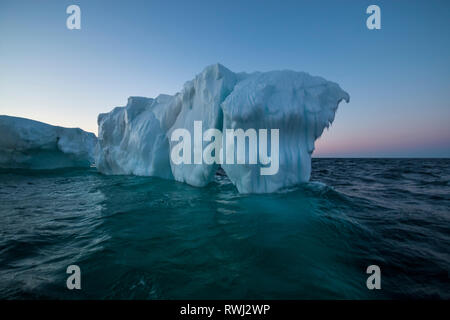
[314,130,450,157]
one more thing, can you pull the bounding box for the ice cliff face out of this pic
[96,95,175,179]
[221,70,349,193]
[97,64,240,185]
[167,65,239,186]
[0,115,97,169]
[96,64,349,193]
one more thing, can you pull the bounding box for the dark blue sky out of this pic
[0,0,449,156]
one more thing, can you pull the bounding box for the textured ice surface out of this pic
[167,64,239,186]
[0,115,97,169]
[221,70,350,193]
[96,64,349,193]
[96,96,175,179]
[97,65,240,185]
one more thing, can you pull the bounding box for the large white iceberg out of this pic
[96,64,349,193]
[0,115,97,169]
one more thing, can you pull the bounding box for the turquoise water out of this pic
[0,159,449,299]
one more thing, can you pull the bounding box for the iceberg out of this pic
[96,64,349,193]
[0,115,97,169]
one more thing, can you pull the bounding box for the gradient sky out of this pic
[0,0,449,157]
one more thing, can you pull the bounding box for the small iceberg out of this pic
[0,115,97,169]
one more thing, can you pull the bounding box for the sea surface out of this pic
[0,159,449,299]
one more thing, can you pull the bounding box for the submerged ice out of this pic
[0,115,97,169]
[96,64,349,193]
